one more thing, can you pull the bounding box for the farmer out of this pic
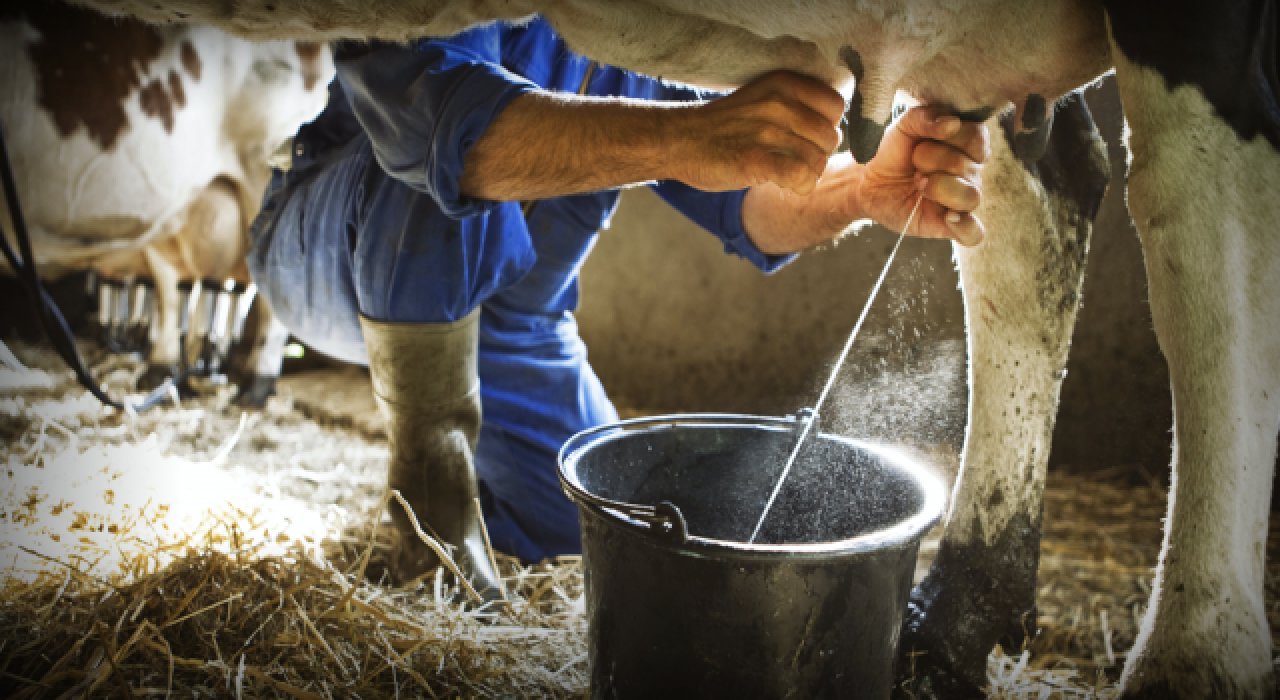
[247,16,988,595]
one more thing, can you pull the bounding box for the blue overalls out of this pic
[248,17,795,563]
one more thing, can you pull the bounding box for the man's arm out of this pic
[459,71,845,201]
[336,31,539,219]
[462,74,989,250]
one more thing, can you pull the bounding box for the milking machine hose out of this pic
[0,121,174,414]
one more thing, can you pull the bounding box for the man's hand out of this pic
[742,105,989,253]
[859,107,989,246]
[669,71,846,195]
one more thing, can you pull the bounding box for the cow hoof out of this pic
[897,585,1037,694]
[1117,685,1182,700]
[137,363,179,391]
[892,663,984,700]
[892,600,988,700]
[899,540,1040,693]
[1117,678,1278,700]
[1117,642,1277,700]
[234,374,277,408]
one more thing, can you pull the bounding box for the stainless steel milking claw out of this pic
[97,276,155,357]
[179,279,257,390]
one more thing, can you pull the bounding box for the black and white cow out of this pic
[0,2,332,403]
[52,0,1280,696]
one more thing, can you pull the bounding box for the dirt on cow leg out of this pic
[896,512,1043,699]
[894,92,1110,698]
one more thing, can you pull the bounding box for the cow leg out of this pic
[1110,44,1280,700]
[139,244,184,387]
[897,95,1109,697]
[227,293,289,408]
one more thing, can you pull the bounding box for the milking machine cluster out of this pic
[92,274,154,358]
[2,119,253,414]
[177,279,257,388]
[2,112,264,414]
[86,271,258,391]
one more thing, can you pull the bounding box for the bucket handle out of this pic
[609,500,688,544]
[560,413,803,547]
[619,411,807,545]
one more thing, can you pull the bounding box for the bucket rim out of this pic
[557,413,947,561]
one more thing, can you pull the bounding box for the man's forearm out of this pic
[465,89,861,256]
[459,71,847,203]
[459,91,689,201]
[459,76,988,250]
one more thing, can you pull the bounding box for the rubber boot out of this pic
[360,310,504,601]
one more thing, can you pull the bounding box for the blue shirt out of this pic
[255,17,802,562]
[321,16,795,322]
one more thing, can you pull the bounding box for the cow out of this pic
[46,0,1280,697]
[0,1,333,405]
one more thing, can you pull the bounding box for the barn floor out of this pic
[1,338,1277,698]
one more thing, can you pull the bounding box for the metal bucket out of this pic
[558,414,946,699]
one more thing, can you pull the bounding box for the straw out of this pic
[5,337,1279,698]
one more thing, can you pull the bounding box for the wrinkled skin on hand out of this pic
[672,71,846,196]
[859,106,989,245]
[730,83,990,254]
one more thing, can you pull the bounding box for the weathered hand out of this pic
[858,106,989,246]
[670,71,845,195]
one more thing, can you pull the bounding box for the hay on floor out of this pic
[3,338,1278,699]
[1,340,588,698]
[0,533,588,699]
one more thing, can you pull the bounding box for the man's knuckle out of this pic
[807,109,836,135]
[774,71,803,88]
[755,124,781,144]
[782,156,809,179]
[765,102,792,124]
[807,141,829,165]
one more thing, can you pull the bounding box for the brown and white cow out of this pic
[0,1,332,402]
[45,0,1280,697]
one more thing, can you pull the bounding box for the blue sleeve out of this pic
[334,29,538,219]
[649,181,797,274]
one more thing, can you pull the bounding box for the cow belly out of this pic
[61,0,1110,118]
[1,10,331,268]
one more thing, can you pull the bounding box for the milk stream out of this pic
[747,193,926,544]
